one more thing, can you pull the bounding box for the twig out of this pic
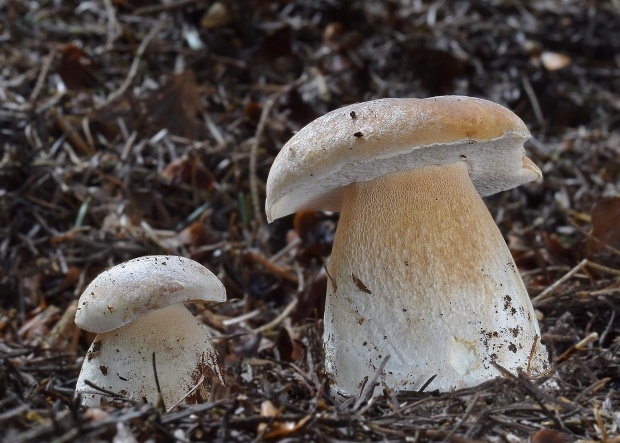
[97,21,164,109]
[573,377,611,403]
[249,94,278,241]
[222,309,261,326]
[252,297,298,333]
[244,249,298,284]
[556,332,598,364]
[442,392,480,443]
[419,374,437,393]
[133,0,201,15]
[51,108,95,156]
[102,0,121,50]
[522,76,545,128]
[353,355,391,412]
[585,260,620,277]
[531,259,587,305]
[29,48,58,104]
[526,334,539,376]
[82,380,138,404]
[533,259,620,306]
[269,236,301,263]
[249,77,305,242]
[152,352,166,412]
[166,373,205,412]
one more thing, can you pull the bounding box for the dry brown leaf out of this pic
[146,70,209,139]
[529,428,568,443]
[257,400,310,439]
[57,44,100,90]
[160,153,215,191]
[201,2,232,28]
[587,197,620,263]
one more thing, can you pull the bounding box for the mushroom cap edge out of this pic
[265,95,540,222]
[75,255,226,333]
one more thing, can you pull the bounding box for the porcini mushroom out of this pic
[265,96,549,398]
[74,255,226,407]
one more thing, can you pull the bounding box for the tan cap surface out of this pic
[266,96,540,222]
[75,255,226,333]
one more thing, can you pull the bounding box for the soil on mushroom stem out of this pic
[1,0,619,441]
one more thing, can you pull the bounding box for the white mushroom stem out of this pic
[323,161,548,398]
[76,303,223,408]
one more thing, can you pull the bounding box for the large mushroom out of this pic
[74,255,226,408]
[265,96,549,398]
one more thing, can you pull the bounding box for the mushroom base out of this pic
[75,303,223,408]
[323,162,549,399]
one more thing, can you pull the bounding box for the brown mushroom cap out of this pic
[266,96,540,222]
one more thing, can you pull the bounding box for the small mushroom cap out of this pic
[266,96,541,222]
[75,255,226,333]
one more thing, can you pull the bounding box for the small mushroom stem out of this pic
[75,303,223,407]
[324,161,548,398]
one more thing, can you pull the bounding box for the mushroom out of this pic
[74,255,226,408]
[265,96,549,398]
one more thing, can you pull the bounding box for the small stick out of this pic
[133,0,200,15]
[152,352,166,412]
[249,94,277,241]
[556,332,598,364]
[167,372,205,412]
[441,392,479,443]
[531,259,587,305]
[253,297,298,333]
[585,260,620,277]
[83,379,138,403]
[244,250,298,284]
[29,48,58,104]
[418,374,437,393]
[269,236,301,263]
[353,355,391,412]
[526,334,539,376]
[522,76,545,128]
[51,108,94,156]
[222,309,261,326]
[324,265,337,293]
[532,258,620,307]
[102,0,121,50]
[97,21,164,109]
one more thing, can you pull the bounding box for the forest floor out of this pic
[1,0,619,441]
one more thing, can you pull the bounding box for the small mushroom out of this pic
[74,255,226,408]
[266,96,549,398]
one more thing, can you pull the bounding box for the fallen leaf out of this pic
[94,70,210,141]
[587,197,620,264]
[530,428,568,443]
[146,71,209,139]
[274,327,305,363]
[201,2,232,29]
[160,152,215,191]
[257,400,310,440]
[57,44,100,90]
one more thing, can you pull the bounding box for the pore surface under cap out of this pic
[75,255,226,333]
[266,96,540,222]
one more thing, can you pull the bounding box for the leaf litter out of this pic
[1,0,619,441]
